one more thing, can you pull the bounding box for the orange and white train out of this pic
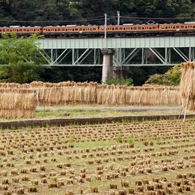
[0,22,195,37]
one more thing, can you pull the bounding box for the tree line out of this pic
[0,0,194,26]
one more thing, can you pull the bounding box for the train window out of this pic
[116,27,118,30]
[142,27,144,30]
[138,27,141,30]
[134,27,137,30]
[176,26,179,29]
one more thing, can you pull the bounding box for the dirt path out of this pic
[37,105,182,112]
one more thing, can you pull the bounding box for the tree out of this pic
[0,33,46,84]
[166,65,181,85]
[144,65,181,86]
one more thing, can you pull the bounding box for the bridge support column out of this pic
[113,67,128,79]
[101,48,115,83]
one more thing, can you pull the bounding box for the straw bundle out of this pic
[0,81,181,111]
[83,82,90,104]
[127,87,141,105]
[125,85,180,106]
[89,82,97,104]
[101,85,112,105]
[118,85,126,105]
[96,85,104,104]
[0,89,36,119]
[180,62,195,110]
[110,85,117,105]
[74,82,83,104]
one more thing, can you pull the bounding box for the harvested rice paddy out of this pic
[0,117,195,194]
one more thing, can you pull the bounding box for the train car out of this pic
[159,23,195,34]
[0,26,42,35]
[42,25,99,36]
[0,22,195,37]
[98,24,159,35]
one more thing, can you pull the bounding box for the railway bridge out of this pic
[38,36,195,81]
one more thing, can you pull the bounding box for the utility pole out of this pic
[116,11,120,67]
[104,13,107,49]
[117,11,120,25]
[102,13,115,83]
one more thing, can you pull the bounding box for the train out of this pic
[0,22,195,37]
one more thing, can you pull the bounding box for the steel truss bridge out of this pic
[38,36,195,67]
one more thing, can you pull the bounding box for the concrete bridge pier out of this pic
[113,67,128,79]
[101,48,115,83]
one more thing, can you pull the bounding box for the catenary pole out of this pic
[104,13,107,49]
[117,11,120,25]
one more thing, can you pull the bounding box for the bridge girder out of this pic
[38,37,195,66]
[41,47,195,67]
